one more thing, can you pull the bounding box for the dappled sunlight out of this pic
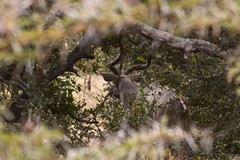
[72,74,107,109]
[0,0,240,159]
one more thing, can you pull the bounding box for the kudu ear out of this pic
[130,75,142,82]
[101,73,118,82]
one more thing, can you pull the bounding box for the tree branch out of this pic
[46,32,101,83]
[47,21,231,83]
[66,112,99,124]
[9,20,232,124]
[7,32,102,122]
[126,22,231,60]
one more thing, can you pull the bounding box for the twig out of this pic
[67,112,98,124]
[92,87,115,140]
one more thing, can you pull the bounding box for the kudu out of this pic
[101,48,188,127]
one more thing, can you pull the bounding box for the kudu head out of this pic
[101,46,152,108]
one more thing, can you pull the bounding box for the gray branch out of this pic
[127,22,231,60]
[46,32,102,83]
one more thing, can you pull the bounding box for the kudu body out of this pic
[101,74,176,110]
[101,41,188,127]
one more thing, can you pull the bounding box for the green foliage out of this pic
[40,74,99,146]
[0,125,61,160]
[1,0,240,159]
[0,122,215,160]
[66,122,186,160]
[95,32,240,157]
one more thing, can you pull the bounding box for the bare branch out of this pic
[67,112,99,124]
[66,66,81,76]
[8,31,103,123]
[42,10,64,30]
[127,21,230,60]
[46,32,100,83]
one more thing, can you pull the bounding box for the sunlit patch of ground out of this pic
[73,74,107,108]
[72,74,110,146]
